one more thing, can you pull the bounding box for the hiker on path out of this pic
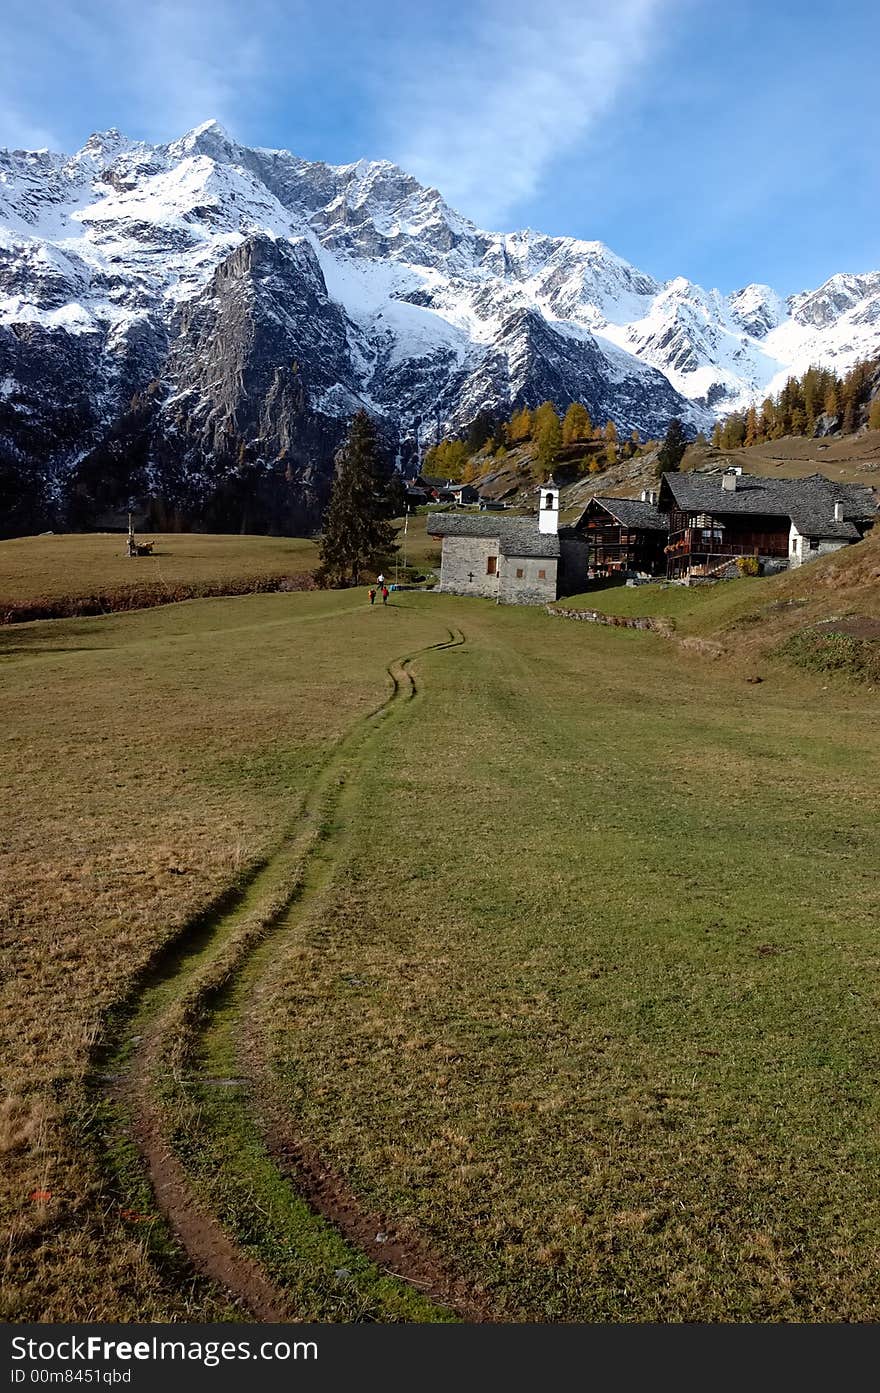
[381,585,389,605]
[368,587,376,605]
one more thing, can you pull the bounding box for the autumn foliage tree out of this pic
[712,357,879,449]
[562,401,592,444]
[508,407,533,443]
[533,401,562,476]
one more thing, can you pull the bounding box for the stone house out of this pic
[428,478,563,604]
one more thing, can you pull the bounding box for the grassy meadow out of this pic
[0,587,444,1319]
[0,532,321,618]
[2,535,879,1321]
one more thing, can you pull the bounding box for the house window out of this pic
[486,556,497,575]
[809,539,819,551]
[515,567,524,578]
[538,568,546,579]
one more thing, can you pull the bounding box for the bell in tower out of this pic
[538,475,560,535]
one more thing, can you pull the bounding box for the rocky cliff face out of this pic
[1,120,878,535]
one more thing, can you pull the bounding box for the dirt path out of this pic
[96,626,472,1322]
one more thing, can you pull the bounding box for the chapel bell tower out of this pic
[538,475,560,534]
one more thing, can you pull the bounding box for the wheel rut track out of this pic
[96,625,471,1322]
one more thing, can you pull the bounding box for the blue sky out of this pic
[1,0,876,295]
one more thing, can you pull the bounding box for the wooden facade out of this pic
[575,499,667,577]
[664,508,789,579]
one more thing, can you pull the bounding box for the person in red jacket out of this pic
[381,585,389,605]
[368,587,376,605]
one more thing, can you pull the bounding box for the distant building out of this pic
[442,482,479,505]
[410,475,478,505]
[428,478,563,604]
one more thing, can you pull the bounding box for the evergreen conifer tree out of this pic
[318,411,398,585]
[656,417,687,477]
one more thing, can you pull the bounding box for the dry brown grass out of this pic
[682,431,880,486]
[0,532,320,613]
[0,588,444,1320]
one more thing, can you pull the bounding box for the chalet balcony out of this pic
[665,530,789,559]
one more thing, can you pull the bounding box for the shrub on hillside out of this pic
[778,630,880,684]
[736,555,761,576]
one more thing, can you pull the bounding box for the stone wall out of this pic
[439,534,500,598]
[788,529,848,570]
[547,605,673,636]
[499,557,558,606]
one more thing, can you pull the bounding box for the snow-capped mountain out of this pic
[1,119,878,534]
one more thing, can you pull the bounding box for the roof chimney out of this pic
[722,469,737,492]
[834,499,844,522]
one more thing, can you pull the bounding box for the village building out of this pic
[410,475,479,505]
[658,469,877,581]
[428,478,563,604]
[568,493,667,578]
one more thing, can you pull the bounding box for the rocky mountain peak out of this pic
[1,120,878,538]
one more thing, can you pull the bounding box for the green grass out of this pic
[387,515,442,572]
[778,629,880,684]
[0,586,446,1320]
[260,595,880,1320]
[3,578,880,1320]
[559,578,779,633]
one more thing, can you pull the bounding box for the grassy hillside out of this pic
[3,585,879,1320]
[0,589,446,1320]
[561,526,880,672]
[681,430,880,487]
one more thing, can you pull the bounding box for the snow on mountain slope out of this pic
[1,118,878,536]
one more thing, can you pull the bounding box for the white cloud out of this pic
[381,0,668,227]
[0,0,294,152]
[0,103,59,152]
[64,0,276,137]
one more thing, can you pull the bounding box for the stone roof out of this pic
[427,513,560,558]
[578,496,667,532]
[660,471,877,540]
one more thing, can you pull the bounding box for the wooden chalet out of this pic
[568,494,667,577]
[658,469,877,580]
